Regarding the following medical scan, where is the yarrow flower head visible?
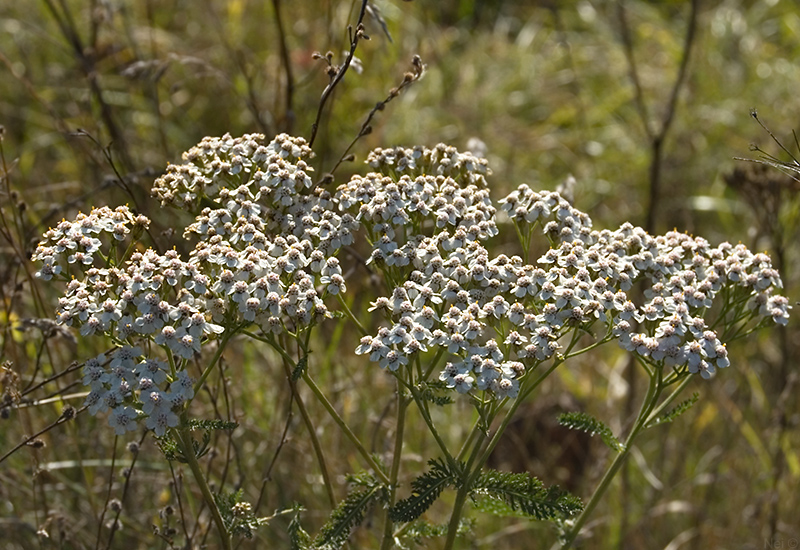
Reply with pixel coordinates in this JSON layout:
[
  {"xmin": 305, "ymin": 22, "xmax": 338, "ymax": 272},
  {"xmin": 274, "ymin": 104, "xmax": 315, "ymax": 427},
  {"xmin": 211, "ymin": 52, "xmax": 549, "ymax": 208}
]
[
  {"xmin": 34, "ymin": 133, "xmax": 789, "ymax": 436},
  {"xmin": 33, "ymin": 133, "xmax": 363, "ymax": 436},
  {"xmin": 341, "ymin": 156, "xmax": 789, "ymax": 399}
]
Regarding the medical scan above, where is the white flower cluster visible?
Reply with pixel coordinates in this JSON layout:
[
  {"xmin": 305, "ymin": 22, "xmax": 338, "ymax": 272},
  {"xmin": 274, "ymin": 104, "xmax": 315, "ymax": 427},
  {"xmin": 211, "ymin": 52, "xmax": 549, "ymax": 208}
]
[
  {"xmin": 81, "ymin": 347, "xmax": 192, "ymax": 436},
  {"xmin": 366, "ymin": 143, "xmax": 491, "ymax": 188},
  {"xmin": 500, "ymin": 184, "xmax": 593, "ymax": 243},
  {"xmin": 344, "ymin": 166, "xmax": 789, "ymax": 400},
  {"xmin": 152, "ymin": 132, "xmax": 313, "ymax": 211},
  {"xmin": 33, "ymin": 134, "xmax": 352, "ymax": 435},
  {"xmin": 502, "ymin": 184, "xmax": 788, "ymax": 377},
  {"xmin": 32, "ymin": 206, "xmax": 150, "ymax": 282},
  {"xmin": 33, "ymin": 133, "xmax": 790, "ymax": 434}
]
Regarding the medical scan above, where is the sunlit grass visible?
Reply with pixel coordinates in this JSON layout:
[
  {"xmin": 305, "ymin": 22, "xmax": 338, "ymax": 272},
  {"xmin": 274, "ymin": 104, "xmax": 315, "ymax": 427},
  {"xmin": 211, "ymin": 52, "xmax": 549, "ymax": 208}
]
[{"xmin": 1, "ymin": 1, "xmax": 798, "ymax": 548}]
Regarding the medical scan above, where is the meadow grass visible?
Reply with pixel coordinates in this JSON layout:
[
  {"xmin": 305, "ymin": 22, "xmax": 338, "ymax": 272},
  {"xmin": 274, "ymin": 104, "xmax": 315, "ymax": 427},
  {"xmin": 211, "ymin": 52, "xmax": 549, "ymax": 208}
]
[{"xmin": 1, "ymin": 1, "xmax": 798, "ymax": 548}]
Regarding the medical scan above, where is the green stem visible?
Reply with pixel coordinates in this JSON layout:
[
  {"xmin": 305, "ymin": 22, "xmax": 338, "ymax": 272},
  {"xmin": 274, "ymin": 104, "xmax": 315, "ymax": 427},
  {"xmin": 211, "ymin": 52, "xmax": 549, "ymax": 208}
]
[
  {"xmin": 444, "ymin": 359, "xmax": 563, "ymax": 550},
  {"xmin": 175, "ymin": 425, "xmax": 231, "ymax": 550},
  {"xmin": 302, "ymin": 372, "xmax": 390, "ymax": 485},
  {"xmin": 192, "ymin": 330, "xmax": 236, "ymax": 398},
  {"xmin": 380, "ymin": 390, "xmax": 411, "ymax": 550},
  {"xmin": 560, "ymin": 371, "xmax": 664, "ymax": 549},
  {"xmin": 421, "ymin": 346, "xmax": 446, "ymax": 381},
  {"xmin": 407, "ymin": 384, "xmax": 454, "ymax": 462},
  {"xmin": 443, "ymin": 417, "xmax": 492, "ymax": 550},
  {"xmin": 442, "ymin": 477, "xmax": 471, "ymax": 550},
  {"xmin": 455, "ymin": 418, "xmax": 483, "ymax": 463},
  {"xmin": 336, "ymin": 292, "xmax": 368, "ymax": 337},
  {"xmin": 250, "ymin": 331, "xmax": 388, "ymax": 483},
  {"xmin": 283, "ymin": 363, "xmax": 337, "ymax": 510},
  {"xmin": 644, "ymin": 373, "xmax": 694, "ymax": 428}
]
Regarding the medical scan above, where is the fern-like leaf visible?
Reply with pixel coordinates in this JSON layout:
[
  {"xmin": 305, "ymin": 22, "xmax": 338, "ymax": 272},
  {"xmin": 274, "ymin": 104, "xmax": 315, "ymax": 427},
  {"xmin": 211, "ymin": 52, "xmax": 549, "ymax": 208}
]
[
  {"xmin": 292, "ymin": 353, "xmax": 309, "ymax": 381},
  {"xmin": 389, "ymin": 458, "xmax": 461, "ymax": 523},
  {"xmin": 647, "ymin": 392, "xmax": 699, "ymax": 428},
  {"xmin": 400, "ymin": 518, "xmax": 475, "ymax": 547},
  {"xmin": 212, "ymin": 489, "xmax": 267, "ymax": 539},
  {"xmin": 313, "ymin": 481, "xmax": 384, "ymax": 549},
  {"xmin": 156, "ymin": 435, "xmax": 184, "ymax": 462},
  {"xmin": 415, "ymin": 382, "xmax": 454, "ymax": 407},
  {"xmin": 185, "ymin": 418, "xmax": 238, "ymax": 431},
  {"xmin": 470, "ymin": 469, "xmax": 583, "ymax": 521},
  {"xmin": 288, "ymin": 506, "xmax": 311, "ymax": 550},
  {"xmin": 558, "ymin": 411, "xmax": 623, "ymax": 451}
]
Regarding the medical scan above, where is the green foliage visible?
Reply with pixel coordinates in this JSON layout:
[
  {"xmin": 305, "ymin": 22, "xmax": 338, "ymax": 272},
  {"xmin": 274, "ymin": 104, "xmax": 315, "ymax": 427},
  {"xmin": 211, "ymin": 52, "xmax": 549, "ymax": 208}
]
[
  {"xmin": 470, "ymin": 469, "xmax": 583, "ymax": 521},
  {"xmin": 185, "ymin": 418, "xmax": 239, "ymax": 431},
  {"xmin": 558, "ymin": 411, "xmax": 623, "ymax": 452},
  {"xmin": 291, "ymin": 353, "xmax": 310, "ymax": 381},
  {"xmin": 389, "ymin": 458, "xmax": 462, "ymax": 523},
  {"xmin": 313, "ymin": 474, "xmax": 386, "ymax": 549},
  {"xmin": 415, "ymin": 381, "xmax": 455, "ymax": 407},
  {"xmin": 214, "ymin": 489, "xmax": 266, "ymax": 539},
  {"xmin": 399, "ymin": 518, "xmax": 475, "ymax": 547},
  {"xmin": 191, "ymin": 431, "xmax": 213, "ymax": 460},
  {"xmin": 647, "ymin": 392, "xmax": 700, "ymax": 428},
  {"xmin": 155, "ymin": 433, "xmax": 181, "ymax": 462},
  {"xmin": 156, "ymin": 430, "xmax": 212, "ymax": 462},
  {"xmin": 288, "ymin": 506, "xmax": 312, "ymax": 550},
  {"xmin": 1, "ymin": 1, "xmax": 796, "ymax": 548}
]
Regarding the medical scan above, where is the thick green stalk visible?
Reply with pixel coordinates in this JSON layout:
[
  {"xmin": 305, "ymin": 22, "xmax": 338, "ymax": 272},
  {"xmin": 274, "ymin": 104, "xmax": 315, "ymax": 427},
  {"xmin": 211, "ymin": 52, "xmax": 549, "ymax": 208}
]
[
  {"xmin": 442, "ymin": 477, "xmax": 472, "ymax": 550},
  {"xmin": 175, "ymin": 425, "xmax": 231, "ymax": 550},
  {"xmin": 380, "ymin": 391, "xmax": 411, "ymax": 550},
  {"xmin": 560, "ymin": 372, "xmax": 663, "ymax": 549},
  {"xmin": 443, "ymin": 359, "xmax": 563, "ymax": 550},
  {"xmin": 302, "ymin": 372, "xmax": 390, "ymax": 485},
  {"xmin": 284, "ymin": 363, "xmax": 337, "ymax": 509}
]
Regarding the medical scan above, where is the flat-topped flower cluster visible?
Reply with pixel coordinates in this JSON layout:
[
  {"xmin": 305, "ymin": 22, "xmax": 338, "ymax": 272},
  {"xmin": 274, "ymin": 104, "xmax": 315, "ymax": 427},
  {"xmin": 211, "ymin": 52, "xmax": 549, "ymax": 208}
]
[
  {"xmin": 32, "ymin": 134, "xmax": 350, "ymax": 434},
  {"xmin": 32, "ymin": 133, "xmax": 789, "ymax": 435}
]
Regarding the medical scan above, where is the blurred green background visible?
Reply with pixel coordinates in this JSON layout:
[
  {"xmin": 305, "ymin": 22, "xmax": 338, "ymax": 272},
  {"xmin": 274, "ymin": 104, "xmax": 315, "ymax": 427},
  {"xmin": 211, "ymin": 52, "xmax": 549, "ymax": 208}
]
[{"xmin": 1, "ymin": 0, "xmax": 798, "ymax": 548}]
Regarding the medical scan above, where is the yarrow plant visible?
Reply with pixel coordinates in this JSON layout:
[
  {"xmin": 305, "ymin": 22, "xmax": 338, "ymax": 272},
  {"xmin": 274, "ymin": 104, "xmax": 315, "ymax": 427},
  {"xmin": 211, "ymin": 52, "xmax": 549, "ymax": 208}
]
[{"xmin": 32, "ymin": 132, "xmax": 789, "ymax": 549}]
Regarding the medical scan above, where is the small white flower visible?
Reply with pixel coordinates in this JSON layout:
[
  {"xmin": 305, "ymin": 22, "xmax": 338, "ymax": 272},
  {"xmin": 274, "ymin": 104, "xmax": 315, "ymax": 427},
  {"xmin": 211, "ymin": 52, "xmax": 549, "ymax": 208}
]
[{"xmin": 108, "ymin": 406, "xmax": 139, "ymax": 435}]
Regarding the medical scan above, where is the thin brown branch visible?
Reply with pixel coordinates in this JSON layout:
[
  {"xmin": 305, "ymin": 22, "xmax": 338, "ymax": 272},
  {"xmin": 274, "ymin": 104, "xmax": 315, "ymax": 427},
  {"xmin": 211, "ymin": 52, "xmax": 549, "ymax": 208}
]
[
  {"xmin": 328, "ymin": 55, "xmax": 425, "ymax": 177},
  {"xmin": 660, "ymin": 0, "xmax": 699, "ymax": 140},
  {"xmin": 21, "ymin": 360, "xmax": 83, "ymax": 398},
  {"xmin": 644, "ymin": 0, "xmax": 699, "ymax": 234},
  {"xmin": 40, "ymin": 0, "xmax": 134, "ymax": 171},
  {"xmin": 617, "ymin": 0, "xmax": 653, "ymax": 141},
  {"xmin": 0, "ymin": 405, "xmax": 81, "ymax": 465},
  {"xmin": 616, "ymin": 0, "xmax": 700, "ymax": 233},
  {"xmin": 252, "ymin": 390, "xmax": 294, "ymax": 515},
  {"xmin": 104, "ymin": 432, "xmax": 149, "ymax": 550},
  {"xmin": 271, "ymin": 0, "xmax": 296, "ymax": 133},
  {"xmin": 308, "ymin": 0, "xmax": 370, "ymax": 147},
  {"xmin": 95, "ymin": 435, "xmax": 118, "ymax": 550}
]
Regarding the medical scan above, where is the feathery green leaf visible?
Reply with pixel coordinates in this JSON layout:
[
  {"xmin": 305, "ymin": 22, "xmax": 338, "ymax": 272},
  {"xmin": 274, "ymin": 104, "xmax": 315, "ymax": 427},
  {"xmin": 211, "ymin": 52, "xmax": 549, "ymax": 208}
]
[
  {"xmin": 185, "ymin": 418, "xmax": 239, "ymax": 431},
  {"xmin": 292, "ymin": 353, "xmax": 309, "ymax": 381},
  {"xmin": 648, "ymin": 392, "xmax": 700, "ymax": 428},
  {"xmin": 400, "ymin": 518, "xmax": 475, "ymax": 547},
  {"xmin": 558, "ymin": 411, "xmax": 623, "ymax": 451},
  {"xmin": 389, "ymin": 458, "xmax": 461, "ymax": 523},
  {"xmin": 415, "ymin": 381, "xmax": 454, "ymax": 406},
  {"xmin": 288, "ymin": 506, "xmax": 311, "ymax": 550},
  {"xmin": 470, "ymin": 469, "xmax": 583, "ymax": 520},
  {"xmin": 313, "ymin": 479, "xmax": 385, "ymax": 549}
]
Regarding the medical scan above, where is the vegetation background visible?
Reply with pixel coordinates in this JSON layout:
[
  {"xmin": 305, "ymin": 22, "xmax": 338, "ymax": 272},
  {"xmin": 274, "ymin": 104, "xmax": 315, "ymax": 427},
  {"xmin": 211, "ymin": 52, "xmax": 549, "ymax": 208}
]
[{"xmin": 1, "ymin": 0, "xmax": 798, "ymax": 548}]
